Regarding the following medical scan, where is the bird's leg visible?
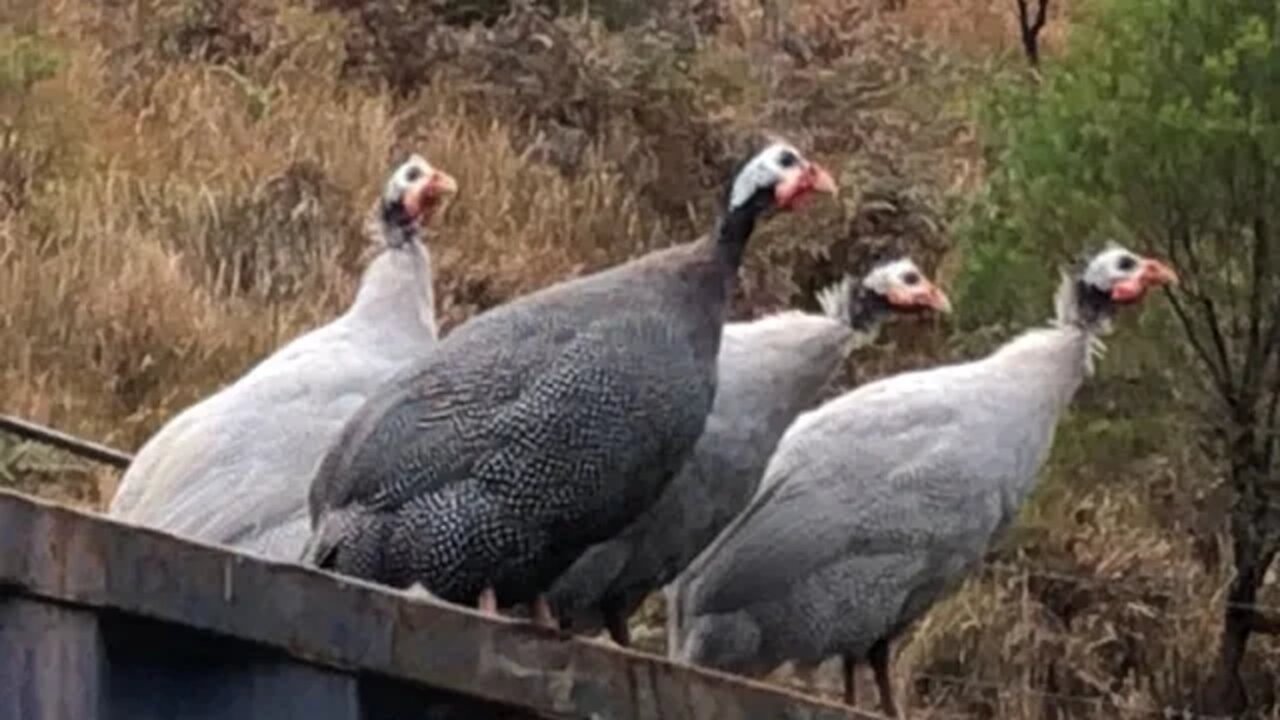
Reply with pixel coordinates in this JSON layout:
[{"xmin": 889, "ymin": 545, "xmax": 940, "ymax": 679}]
[
  {"xmin": 868, "ymin": 639, "xmax": 900, "ymax": 719},
  {"xmin": 663, "ymin": 584, "xmax": 682, "ymax": 658},
  {"xmin": 477, "ymin": 586, "xmax": 499, "ymax": 617},
  {"xmin": 842, "ymin": 653, "xmax": 858, "ymax": 708},
  {"xmin": 604, "ymin": 602, "xmax": 632, "ymax": 647},
  {"xmin": 532, "ymin": 594, "xmax": 560, "ymax": 630},
  {"xmin": 606, "ymin": 613, "xmax": 632, "ymax": 647}
]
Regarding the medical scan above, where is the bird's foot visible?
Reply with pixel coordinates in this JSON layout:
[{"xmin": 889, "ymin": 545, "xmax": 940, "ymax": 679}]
[
  {"xmin": 477, "ymin": 586, "xmax": 499, "ymax": 617},
  {"xmin": 526, "ymin": 595, "xmax": 572, "ymax": 639},
  {"xmin": 405, "ymin": 582, "xmax": 435, "ymax": 600},
  {"xmin": 532, "ymin": 595, "xmax": 560, "ymax": 630},
  {"xmin": 604, "ymin": 607, "xmax": 632, "ymax": 647},
  {"xmin": 869, "ymin": 639, "xmax": 901, "ymax": 719}
]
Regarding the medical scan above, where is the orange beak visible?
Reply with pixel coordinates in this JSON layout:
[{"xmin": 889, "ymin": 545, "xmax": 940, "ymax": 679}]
[
  {"xmin": 775, "ymin": 162, "xmax": 838, "ymax": 210},
  {"xmin": 889, "ymin": 281, "xmax": 952, "ymax": 314},
  {"xmin": 405, "ymin": 169, "xmax": 458, "ymax": 220},
  {"xmin": 1111, "ymin": 257, "xmax": 1179, "ymax": 303},
  {"xmin": 1139, "ymin": 258, "xmax": 1179, "ymax": 287},
  {"xmin": 427, "ymin": 169, "xmax": 459, "ymax": 198}
]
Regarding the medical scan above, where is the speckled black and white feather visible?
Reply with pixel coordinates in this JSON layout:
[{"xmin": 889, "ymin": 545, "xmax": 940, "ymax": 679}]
[
  {"xmin": 675, "ymin": 244, "xmax": 1163, "ymax": 678},
  {"xmin": 304, "ymin": 141, "xmax": 826, "ymax": 607},
  {"xmin": 543, "ymin": 260, "xmax": 930, "ymax": 642}
]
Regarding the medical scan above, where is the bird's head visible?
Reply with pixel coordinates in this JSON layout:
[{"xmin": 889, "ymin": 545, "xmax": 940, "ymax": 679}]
[
  {"xmin": 861, "ymin": 257, "xmax": 952, "ymax": 316},
  {"xmin": 816, "ymin": 255, "xmax": 950, "ymax": 337},
  {"xmin": 1081, "ymin": 244, "xmax": 1179, "ymax": 304},
  {"xmin": 726, "ymin": 139, "xmax": 838, "ymax": 217},
  {"xmin": 1062, "ymin": 242, "xmax": 1179, "ymax": 329},
  {"xmin": 379, "ymin": 154, "xmax": 458, "ymax": 242}
]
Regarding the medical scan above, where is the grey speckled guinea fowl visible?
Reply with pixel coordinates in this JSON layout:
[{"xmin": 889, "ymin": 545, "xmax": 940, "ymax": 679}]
[
  {"xmin": 677, "ymin": 243, "xmax": 1177, "ymax": 718},
  {"xmin": 107, "ymin": 155, "xmax": 455, "ymax": 560},
  {"xmin": 545, "ymin": 257, "xmax": 951, "ymax": 647},
  {"xmin": 303, "ymin": 140, "xmax": 838, "ymax": 626}
]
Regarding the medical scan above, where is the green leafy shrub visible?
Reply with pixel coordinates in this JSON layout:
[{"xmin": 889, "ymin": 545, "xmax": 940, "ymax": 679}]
[{"xmin": 955, "ymin": 0, "xmax": 1280, "ymax": 713}]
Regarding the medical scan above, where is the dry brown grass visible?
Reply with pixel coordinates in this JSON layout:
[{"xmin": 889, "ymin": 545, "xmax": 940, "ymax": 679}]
[
  {"xmin": 893, "ymin": 0, "xmax": 1075, "ymax": 60},
  {"xmin": 2, "ymin": 0, "xmax": 1277, "ymax": 717},
  {"xmin": 0, "ymin": 0, "xmax": 675, "ymax": 458}
]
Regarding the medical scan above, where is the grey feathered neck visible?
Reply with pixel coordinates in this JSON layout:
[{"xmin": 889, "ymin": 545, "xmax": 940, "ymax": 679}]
[
  {"xmin": 1053, "ymin": 271, "xmax": 1115, "ymax": 329},
  {"xmin": 373, "ymin": 195, "xmax": 423, "ymax": 250},
  {"xmin": 349, "ymin": 200, "xmax": 437, "ymax": 337},
  {"xmin": 711, "ymin": 189, "xmax": 773, "ymax": 271},
  {"xmin": 816, "ymin": 274, "xmax": 891, "ymax": 340},
  {"xmin": 1049, "ymin": 272, "xmax": 1110, "ymax": 375}
]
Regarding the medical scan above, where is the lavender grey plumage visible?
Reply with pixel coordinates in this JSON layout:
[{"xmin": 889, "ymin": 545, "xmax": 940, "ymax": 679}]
[
  {"xmin": 677, "ymin": 244, "xmax": 1176, "ymax": 717},
  {"xmin": 108, "ymin": 156, "xmax": 449, "ymax": 560},
  {"xmin": 303, "ymin": 142, "xmax": 836, "ymax": 609},
  {"xmin": 545, "ymin": 263, "xmax": 933, "ymax": 645}
]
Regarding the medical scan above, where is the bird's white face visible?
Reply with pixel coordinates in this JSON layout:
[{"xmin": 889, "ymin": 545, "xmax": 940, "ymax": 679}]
[
  {"xmin": 728, "ymin": 141, "xmax": 837, "ymax": 212},
  {"xmin": 384, "ymin": 154, "xmax": 458, "ymax": 223},
  {"xmin": 862, "ymin": 258, "xmax": 952, "ymax": 314},
  {"xmin": 1082, "ymin": 244, "xmax": 1179, "ymax": 304}
]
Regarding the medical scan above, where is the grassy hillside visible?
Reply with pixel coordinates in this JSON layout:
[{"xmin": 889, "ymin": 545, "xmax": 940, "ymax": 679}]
[{"xmin": 2, "ymin": 0, "xmax": 1276, "ymax": 717}]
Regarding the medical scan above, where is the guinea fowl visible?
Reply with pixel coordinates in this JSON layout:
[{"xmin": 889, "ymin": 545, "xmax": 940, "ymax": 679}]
[
  {"xmin": 545, "ymin": 257, "xmax": 951, "ymax": 647},
  {"xmin": 304, "ymin": 140, "xmax": 837, "ymax": 628},
  {"xmin": 677, "ymin": 244, "xmax": 1177, "ymax": 717},
  {"xmin": 108, "ymin": 155, "xmax": 456, "ymax": 559}
]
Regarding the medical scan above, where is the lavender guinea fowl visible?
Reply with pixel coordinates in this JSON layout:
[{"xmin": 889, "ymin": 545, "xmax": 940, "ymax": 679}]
[
  {"xmin": 304, "ymin": 139, "xmax": 837, "ymax": 627},
  {"xmin": 678, "ymin": 243, "xmax": 1177, "ymax": 717},
  {"xmin": 108, "ymin": 155, "xmax": 455, "ymax": 559},
  {"xmin": 546, "ymin": 256, "xmax": 951, "ymax": 647}
]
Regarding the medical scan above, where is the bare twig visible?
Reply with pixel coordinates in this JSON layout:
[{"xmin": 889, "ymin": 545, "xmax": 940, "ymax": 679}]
[
  {"xmin": 1160, "ymin": 209, "xmax": 1236, "ymax": 402},
  {"xmin": 1240, "ymin": 212, "xmax": 1270, "ymax": 400},
  {"xmin": 1176, "ymin": 222, "xmax": 1237, "ymax": 398},
  {"xmin": 1164, "ymin": 276, "xmax": 1234, "ymax": 402},
  {"xmin": 1014, "ymin": 0, "xmax": 1050, "ymax": 67},
  {"xmin": 1265, "ymin": 355, "xmax": 1280, "ymax": 470}
]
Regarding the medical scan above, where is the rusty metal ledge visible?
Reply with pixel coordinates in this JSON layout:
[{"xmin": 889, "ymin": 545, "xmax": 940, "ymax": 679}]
[{"xmin": 0, "ymin": 489, "xmax": 876, "ymax": 720}]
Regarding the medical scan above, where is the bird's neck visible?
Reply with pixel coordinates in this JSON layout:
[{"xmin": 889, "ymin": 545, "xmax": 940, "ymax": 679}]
[
  {"xmin": 348, "ymin": 230, "xmax": 438, "ymax": 341},
  {"xmin": 844, "ymin": 285, "xmax": 891, "ymax": 347},
  {"xmin": 710, "ymin": 195, "xmax": 769, "ymax": 272},
  {"xmin": 1072, "ymin": 280, "xmax": 1117, "ymax": 331},
  {"xmin": 815, "ymin": 276, "xmax": 890, "ymax": 351},
  {"xmin": 1053, "ymin": 274, "xmax": 1117, "ymax": 335},
  {"xmin": 987, "ymin": 325, "xmax": 1093, "ymax": 412}
]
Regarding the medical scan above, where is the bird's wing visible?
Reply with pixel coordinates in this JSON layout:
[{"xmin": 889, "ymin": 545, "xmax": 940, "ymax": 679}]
[
  {"xmin": 234, "ymin": 512, "xmax": 314, "ymax": 559},
  {"xmin": 305, "ymin": 316, "xmax": 545, "ymax": 518},
  {"xmin": 110, "ymin": 320, "xmax": 411, "ymax": 551},
  {"xmin": 313, "ymin": 303, "xmax": 713, "ymax": 542},
  {"xmin": 548, "ymin": 539, "xmax": 635, "ymax": 621},
  {"xmin": 563, "ymin": 315, "xmax": 852, "ymax": 617},
  {"xmin": 687, "ymin": 379, "xmax": 1003, "ymax": 615},
  {"xmin": 108, "ymin": 396, "xmax": 212, "ymax": 518}
]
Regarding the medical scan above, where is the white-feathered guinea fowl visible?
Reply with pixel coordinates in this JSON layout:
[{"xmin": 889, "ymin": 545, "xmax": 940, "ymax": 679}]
[
  {"xmin": 108, "ymin": 155, "xmax": 456, "ymax": 559},
  {"xmin": 545, "ymin": 257, "xmax": 951, "ymax": 647},
  {"xmin": 677, "ymin": 243, "xmax": 1177, "ymax": 717},
  {"xmin": 304, "ymin": 140, "xmax": 837, "ymax": 628}
]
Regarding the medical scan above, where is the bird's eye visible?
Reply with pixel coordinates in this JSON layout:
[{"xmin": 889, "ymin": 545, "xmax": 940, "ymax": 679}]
[
  {"xmin": 405, "ymin": 166, "xmax": 425, "ymax": 183},
  {"xmin": 777, "ymin": 150, "xmax": 799, "ymax": 169},
  {"xmin": 1117, "ymin": 255, "xmax": 1137, "ymax": 272},
  {"xmin": 902, "ymin": 271, "xmax": 921, "ymax": 286}
]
